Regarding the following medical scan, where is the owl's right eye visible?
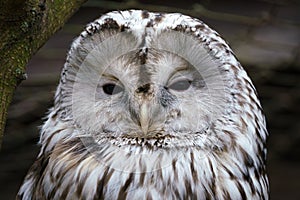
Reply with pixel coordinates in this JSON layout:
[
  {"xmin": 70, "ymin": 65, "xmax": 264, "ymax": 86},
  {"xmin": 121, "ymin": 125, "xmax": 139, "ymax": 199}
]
[{"xmin": 102, "ymin": 83, "xmax": 124, "ymax": 95}]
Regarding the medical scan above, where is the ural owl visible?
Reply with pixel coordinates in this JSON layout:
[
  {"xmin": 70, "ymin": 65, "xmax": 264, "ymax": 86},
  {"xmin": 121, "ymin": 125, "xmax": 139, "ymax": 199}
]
[{"xmin": 17, "ymin": 10, "xmax": 269, "ymax": 199}]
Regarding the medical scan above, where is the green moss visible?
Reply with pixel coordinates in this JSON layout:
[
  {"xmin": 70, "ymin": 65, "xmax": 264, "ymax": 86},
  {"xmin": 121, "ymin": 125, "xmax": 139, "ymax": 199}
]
[
  {"xmin": 20, "ymin": 21, "xmax": 29, "ymax": 33},
  {"xmin": 0, "ymin": 0, "xmax": 88, "ymax": 149}
]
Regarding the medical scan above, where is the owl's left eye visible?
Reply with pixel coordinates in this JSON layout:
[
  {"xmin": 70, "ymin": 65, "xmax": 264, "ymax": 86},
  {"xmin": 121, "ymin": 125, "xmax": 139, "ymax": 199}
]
[
  {"xmin": 168, "ymin": 79, "xmax": 192, "ymax": 91},
  {"xmin": 102, "ymin": 83, "xmax": 124, "ymax": 95}
]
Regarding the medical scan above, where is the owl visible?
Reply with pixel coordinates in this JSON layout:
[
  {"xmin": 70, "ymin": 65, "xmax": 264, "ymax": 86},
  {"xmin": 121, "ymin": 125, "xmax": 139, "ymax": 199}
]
[{"xmin": 17, "ymin": 10, "xmax": 269, "ymax": 199}]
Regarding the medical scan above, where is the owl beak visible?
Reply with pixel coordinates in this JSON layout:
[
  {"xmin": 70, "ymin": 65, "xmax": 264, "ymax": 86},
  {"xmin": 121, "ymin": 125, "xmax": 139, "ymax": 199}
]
[{"xmin": 140, "ymin": 102, "xmax": 149, "ymax": 135}]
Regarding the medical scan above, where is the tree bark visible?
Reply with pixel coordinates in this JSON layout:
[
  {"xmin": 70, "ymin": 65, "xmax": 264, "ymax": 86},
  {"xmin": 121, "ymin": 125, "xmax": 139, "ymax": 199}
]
[{"xmin": 0, "ymin": 0, "xmax": 87, "ymax": 149}]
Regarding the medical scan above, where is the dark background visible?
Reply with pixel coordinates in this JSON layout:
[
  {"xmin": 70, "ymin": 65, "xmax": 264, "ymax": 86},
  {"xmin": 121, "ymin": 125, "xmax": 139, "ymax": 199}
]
[{"xmin": 1, "ymin": 0, "xmax": 300, "ymax": 199}]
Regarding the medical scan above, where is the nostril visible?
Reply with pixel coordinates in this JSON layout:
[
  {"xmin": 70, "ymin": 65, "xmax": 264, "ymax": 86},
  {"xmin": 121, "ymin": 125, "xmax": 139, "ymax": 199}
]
[{"xmin": 136, "ymin": 83, "xmax": 151, "ymax": 94}]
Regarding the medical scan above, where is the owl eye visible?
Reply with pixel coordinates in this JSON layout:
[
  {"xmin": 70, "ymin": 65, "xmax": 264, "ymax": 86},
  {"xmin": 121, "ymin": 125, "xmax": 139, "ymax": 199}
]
[
  {"xmin": 102, "ymin": 83, "xmax": 124, "ymax": 95},
  {"xmin": 168, "ymin": 79, "xmax": 192, "ymax": 91}
]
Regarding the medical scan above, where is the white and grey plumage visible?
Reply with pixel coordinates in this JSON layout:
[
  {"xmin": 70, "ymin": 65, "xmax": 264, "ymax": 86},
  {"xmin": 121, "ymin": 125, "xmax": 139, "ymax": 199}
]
[{"xmin": 17, "ymin": 10, "xmax": 269, "ymax": 200}]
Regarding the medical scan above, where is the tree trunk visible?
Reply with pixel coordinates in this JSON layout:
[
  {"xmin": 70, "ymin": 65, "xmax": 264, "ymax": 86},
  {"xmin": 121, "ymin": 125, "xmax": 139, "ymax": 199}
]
[{"xmin": 0, "ymin": 0, "xmax": 87, "ymax": 149}]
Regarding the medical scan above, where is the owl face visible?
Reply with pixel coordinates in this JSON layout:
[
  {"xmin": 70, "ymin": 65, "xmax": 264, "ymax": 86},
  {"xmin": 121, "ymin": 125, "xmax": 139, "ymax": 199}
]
[
  {"xmin": 91, "ymin": 50, "xmax": 208, "ymax": 135},
  {"xmin": 67, "ymin": 35, "xmax": 227, "ymax": 152},
  {"xmin": 55, "ymin": 10, "xmax": 251, "ymax": 153}
]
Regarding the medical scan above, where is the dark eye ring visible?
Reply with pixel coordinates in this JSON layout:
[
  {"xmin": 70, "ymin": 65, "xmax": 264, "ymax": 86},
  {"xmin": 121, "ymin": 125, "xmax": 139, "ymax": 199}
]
[
  {"xmin": 102, "ymin": 83, "xmax": 124, "ymax": 95},
  {"xmin": 168, "ymin": 79, "xmax": 192, "ymax": 91}
]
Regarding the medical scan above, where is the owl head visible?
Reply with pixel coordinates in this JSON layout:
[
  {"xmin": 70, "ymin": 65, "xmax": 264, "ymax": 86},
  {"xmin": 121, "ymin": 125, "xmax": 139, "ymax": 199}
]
[{"xmin": 53, "ymin": 10, "xmax": 267, "ymax": 170}]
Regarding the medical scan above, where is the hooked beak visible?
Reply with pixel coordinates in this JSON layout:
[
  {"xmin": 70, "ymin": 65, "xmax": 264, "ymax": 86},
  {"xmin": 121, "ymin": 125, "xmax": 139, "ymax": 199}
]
[{"xmin": 140, "ymin": 102, "xmax": 150, "ymax": 135}]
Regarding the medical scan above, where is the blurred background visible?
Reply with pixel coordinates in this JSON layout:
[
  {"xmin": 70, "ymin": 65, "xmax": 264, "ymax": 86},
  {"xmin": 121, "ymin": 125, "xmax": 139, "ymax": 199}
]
[{"xmin": 1, "ymin": 0, "xmax": 299, "ymax": 199}]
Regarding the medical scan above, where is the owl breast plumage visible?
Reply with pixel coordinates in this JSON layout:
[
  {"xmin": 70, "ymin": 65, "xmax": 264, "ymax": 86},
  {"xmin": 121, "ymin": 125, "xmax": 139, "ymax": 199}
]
[{"xmin": 17, "ymin": 10, "xmax": 269, "ymax": 200}]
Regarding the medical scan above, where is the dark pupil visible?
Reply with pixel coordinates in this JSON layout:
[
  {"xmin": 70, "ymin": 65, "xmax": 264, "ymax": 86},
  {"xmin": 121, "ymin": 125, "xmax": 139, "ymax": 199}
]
[
  {"xmin": 169, "ymin": 80, "xmax": 191, "ymax": 91},
  {"xmin": 103, "ymin": 83, "xmax": 123, "ymax": 95}
]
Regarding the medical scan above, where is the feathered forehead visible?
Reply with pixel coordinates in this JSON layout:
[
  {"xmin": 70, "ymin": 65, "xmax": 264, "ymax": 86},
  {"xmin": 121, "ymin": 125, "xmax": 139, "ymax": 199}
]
[
  {"xmin": 67, "ymin": 10, "xmax": 239, "ymax": 67},
  {"xmin": 80, "ymin": 10, "xmax": 204, "ymax": 38}
]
